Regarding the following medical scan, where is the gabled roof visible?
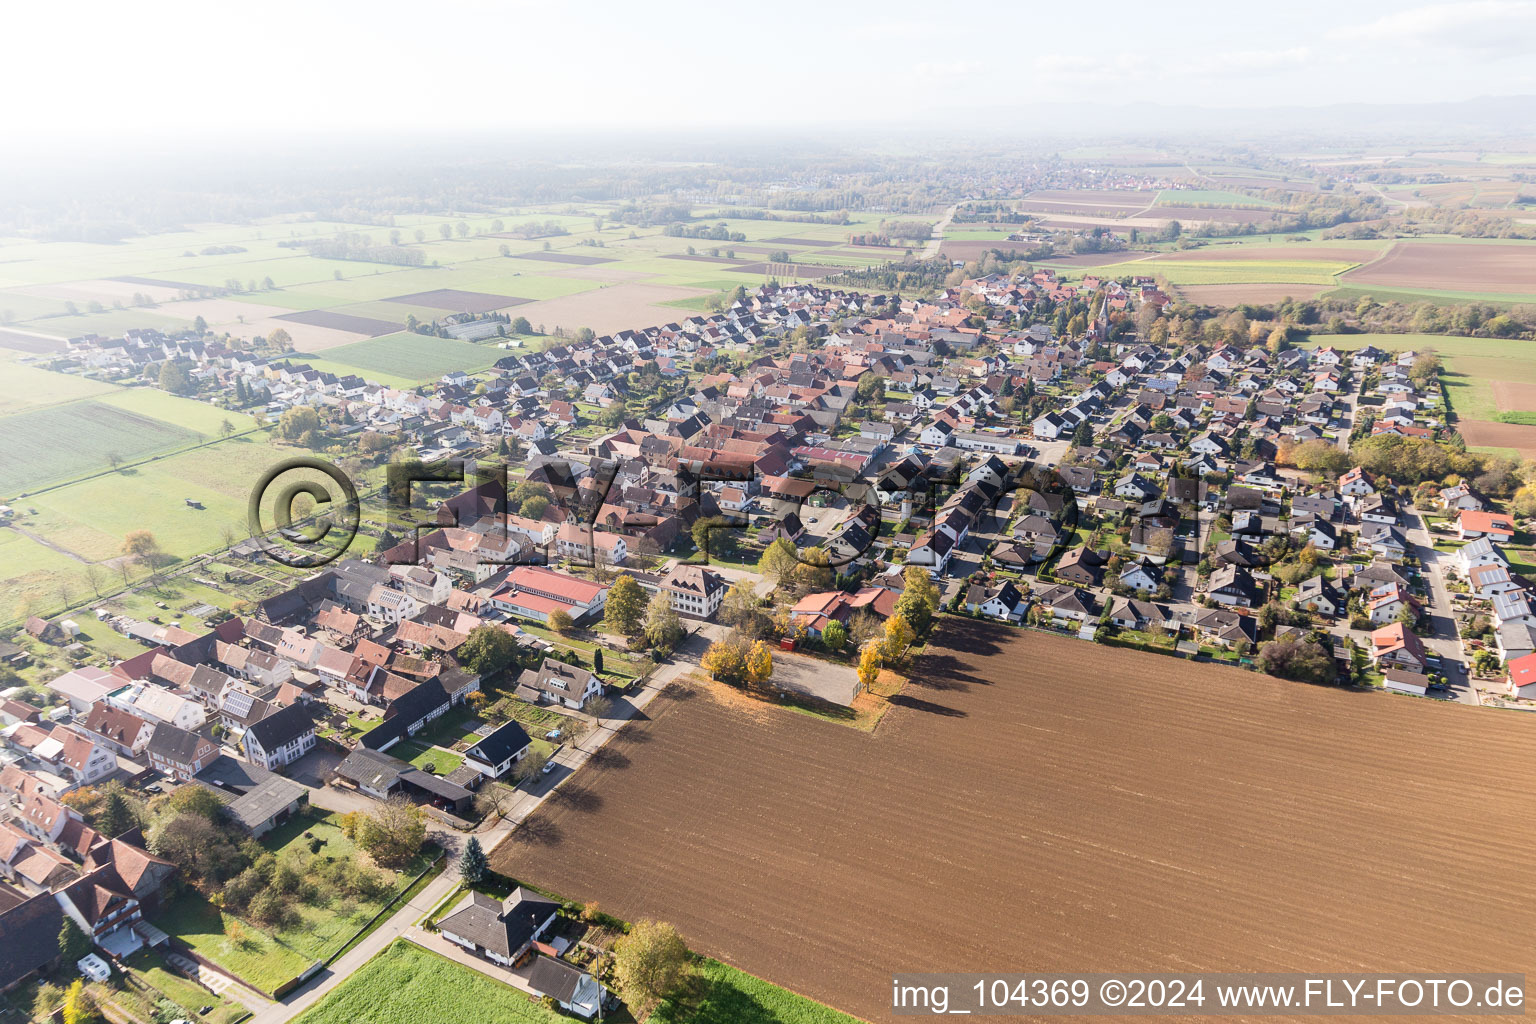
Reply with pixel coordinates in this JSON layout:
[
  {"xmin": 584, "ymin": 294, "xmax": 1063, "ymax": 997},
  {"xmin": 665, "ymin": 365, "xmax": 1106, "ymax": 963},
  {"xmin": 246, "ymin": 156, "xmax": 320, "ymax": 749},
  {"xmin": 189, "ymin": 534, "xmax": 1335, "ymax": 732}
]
[
  {"xmin": 244, "ymin": 702, "xmax": 314, "ymax": 750},
  {"xmin": 0, "ymin": 893, "xmax": 65, "ymax": 990},
  {"xmin": 465, "ymin": 720, "xmax": 532, "ymax": 767}
]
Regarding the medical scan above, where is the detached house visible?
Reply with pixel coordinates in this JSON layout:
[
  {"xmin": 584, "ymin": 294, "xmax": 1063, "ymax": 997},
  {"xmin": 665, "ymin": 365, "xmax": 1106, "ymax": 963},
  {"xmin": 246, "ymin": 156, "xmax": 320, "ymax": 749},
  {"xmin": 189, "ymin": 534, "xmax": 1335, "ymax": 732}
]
[
  {"xmin": 240, "ymin": 703, "xmax": 316, "ymax": 770},
  {"xmin": 963, "ymin": 579, "xmax": 1027, "ymax": 622},
  {"xmin": 514, "ymin": 661, "xmax": 603, "ymax": 710},
  {"xmin": 78, "ymin": 703, "xmax": 155, "ymax": 758},
  {"xmin": 146, "ymin": 725, "xmax": 219, "ymax": 781},
  {"xmin": 439, "ymin": 887, "xmax": 561, "ymax": 968},
  {"xmin": 463, "ymin": 721, "xmax": 533, "ymax": 780},
  {"xmin": 1370, "ymin": 622, "xmax": 1428, "ymax": 672}
]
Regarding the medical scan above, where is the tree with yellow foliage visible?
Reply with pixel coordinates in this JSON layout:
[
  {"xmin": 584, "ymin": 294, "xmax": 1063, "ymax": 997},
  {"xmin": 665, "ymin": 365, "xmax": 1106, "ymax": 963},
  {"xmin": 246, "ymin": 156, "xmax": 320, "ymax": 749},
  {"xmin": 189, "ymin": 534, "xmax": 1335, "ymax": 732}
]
[
  {"xmin": 62, "ymin": 981, "xmax": 98, "ymax": 1024},
  {"xmin": 881, "ymin": 613, "xmax": 915, "ymax": 666},
  {"xmin": 701, "ymin": 635, "xmax": 748, "ymax": 683},
  {"xmin": 857, "ymin": 642, "xmax": 882, "ymax": 694},
  {"xmin": 745, "ymin": 640, "xmax": 773, "ymax": 685}
]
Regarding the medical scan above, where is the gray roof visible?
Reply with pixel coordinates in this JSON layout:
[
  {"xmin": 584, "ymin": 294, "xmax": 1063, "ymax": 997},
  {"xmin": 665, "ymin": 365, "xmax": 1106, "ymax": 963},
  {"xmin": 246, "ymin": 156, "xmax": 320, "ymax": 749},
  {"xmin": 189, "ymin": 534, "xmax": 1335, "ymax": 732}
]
[
  {"xmin": 439, "ymin": 886, "xmax": 560, "ymax": 959},
  {"xmin": 526, "ymin": 955, "xmax": 590, "ymax": 1004},
  {"xmin": 192, "ymin": 755, "xmax": 307, "ymax": 830},
  {"xmin": 465, "ymin": 721, "xmax": 532, "ymax": 767},
  {"xmin": 0, "ymin": 893, "xmax": 65, "ymax": 989},
  {"xmin": 337, "ymin": 747, "xmax": 410, "ymax": 791},
  {"xmin": 244, "ymin": 701, "xmax": 314, "ymax": 749}
]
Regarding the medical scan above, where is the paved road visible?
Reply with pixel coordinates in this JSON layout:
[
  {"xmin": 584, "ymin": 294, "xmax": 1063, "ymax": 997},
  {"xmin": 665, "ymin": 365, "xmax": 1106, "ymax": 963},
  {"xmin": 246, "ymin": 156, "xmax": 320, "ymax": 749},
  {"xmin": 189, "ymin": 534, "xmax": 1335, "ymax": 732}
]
[
  {"xmin": 246, "ymin": 636, "xmax": 705, "ymax": 1024},
  {"xmin": 1402, "ymin": 506, "xmax": 1476, "ymax": 704}
]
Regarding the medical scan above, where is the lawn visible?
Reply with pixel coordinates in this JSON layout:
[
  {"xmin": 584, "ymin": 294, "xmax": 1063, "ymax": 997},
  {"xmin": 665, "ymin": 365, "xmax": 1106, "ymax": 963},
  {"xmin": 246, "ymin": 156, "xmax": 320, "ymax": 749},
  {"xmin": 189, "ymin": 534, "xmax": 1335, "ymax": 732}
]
[
  {"xmin": 0, "ymin": 398, "xmax": 200, "ymax": 494},
  {"xmin": 392, "ymin": 740, "xmax": 465, "ymax": 774},
  {"xmin": 122, "ymin": 949, "xmax": 245, "ymax": 1024},
  {"xmin": 0, "ymin": 362, "xmax": 120, "ymax": 416},
  {"xmin": 153, "ymin": 813, "xmax": 443, "ymax": 989},
  {"xmin": 313, "ymin": 331, "xmax": 503, "ymax": 382},
  {"xmin": 412, "ymin": 708, "xmax": 488, "ymax": 749},
  {"xmin": 152, "ymin": 894, "xmax": 315, "ymax": 996},
  {"xmin": 651, "ymin": 958, "xmax": 862, "ymax": 1024},
  {"xmin": 291, "ymin": 941, "xmax": 564, "ymax": 1024}
]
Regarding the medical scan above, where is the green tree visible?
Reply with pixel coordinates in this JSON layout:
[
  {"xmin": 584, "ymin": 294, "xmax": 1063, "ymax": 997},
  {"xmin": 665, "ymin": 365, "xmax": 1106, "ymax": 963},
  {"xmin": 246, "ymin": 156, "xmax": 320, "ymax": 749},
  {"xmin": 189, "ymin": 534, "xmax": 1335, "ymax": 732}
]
[
  {"xmin": 159, "ymin": 360, "xmax": 194, "ymax": 395},
  {"xmin": 758, "ymin": 537, "xmax": 799, "ymax": 580},
  {"xmin": 357, "ymin": 797, "xmax": 426, "ymax": 868},
  {"xmin": 58, "ymin": 917, "xmax": 92, "ymax": 965},
  {"xmin": 593, "ymin": 648, "xmax": 605, "ymax": 674},
  {"xmin": 690, "ymin": 515, "xmax": 734, "ymax": 559},
  {"xmin": 460, "ymin": 836, "xmax": 487, "ymax": 885},
  {"xmin": 458, "ymin": 624, "xmax": 519, "ymax": 676},
  {"xmin": 277, "ymin": 405, "xmax": 321, "ymax": 442},
  {"xmin": 613, "ymin": 920, "xmax": 691, "ymax": 1015},
  {"xmin": 643, "ymin": 591, "xmax": 684, "ymax": 649},
  {"xmin": 604, "ymin": 574, "xmax": 647, "ymax": 636},
  {"xmin": 98, "ymin": 787, "xmax": 136, "ymax": 837},
  {"xmin": 821, "ymin": 620, "xmax": 848, "ymax": 650}
]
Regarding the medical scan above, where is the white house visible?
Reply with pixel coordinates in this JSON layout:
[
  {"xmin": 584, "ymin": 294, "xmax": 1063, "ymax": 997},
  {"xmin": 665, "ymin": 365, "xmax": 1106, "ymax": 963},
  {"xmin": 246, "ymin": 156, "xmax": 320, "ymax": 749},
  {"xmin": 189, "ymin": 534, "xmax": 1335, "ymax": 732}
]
[{"xmin": 240, "ymin": 704, "xmax": 317, "ymax": 770}]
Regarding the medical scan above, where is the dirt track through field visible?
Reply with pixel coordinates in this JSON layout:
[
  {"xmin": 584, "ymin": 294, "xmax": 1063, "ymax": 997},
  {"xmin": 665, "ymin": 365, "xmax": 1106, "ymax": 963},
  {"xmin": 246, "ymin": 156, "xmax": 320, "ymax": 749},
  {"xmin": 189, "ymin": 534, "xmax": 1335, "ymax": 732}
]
[{"xmin": 492, "ymin": 621, "xmax": 1536, "ymax": 1024}]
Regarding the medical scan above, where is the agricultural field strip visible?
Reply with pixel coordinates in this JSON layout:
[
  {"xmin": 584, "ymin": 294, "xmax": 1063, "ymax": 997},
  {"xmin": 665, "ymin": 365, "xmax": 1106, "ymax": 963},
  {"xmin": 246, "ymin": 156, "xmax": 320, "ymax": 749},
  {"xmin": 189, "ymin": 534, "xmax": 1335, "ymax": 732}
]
[{"xmin": 492, "ymin": 621, "xmax": 1536, "ymax": 1024}]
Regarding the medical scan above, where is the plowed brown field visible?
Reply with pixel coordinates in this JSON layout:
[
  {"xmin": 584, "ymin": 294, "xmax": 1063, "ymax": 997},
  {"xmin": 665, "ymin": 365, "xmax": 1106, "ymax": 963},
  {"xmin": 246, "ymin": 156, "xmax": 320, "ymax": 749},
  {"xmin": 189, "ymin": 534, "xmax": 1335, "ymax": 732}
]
[
  {"xmin": 1342, "ymin": 241, "xmax": 1536, "ymax": 295},
  {"xmin": 491, "ymin": 621, "xmax": 1536, "ymax": 1024},
  {"xmin": 1457, "ymin": 418, "xmax": 1536, "ymax": 457}
]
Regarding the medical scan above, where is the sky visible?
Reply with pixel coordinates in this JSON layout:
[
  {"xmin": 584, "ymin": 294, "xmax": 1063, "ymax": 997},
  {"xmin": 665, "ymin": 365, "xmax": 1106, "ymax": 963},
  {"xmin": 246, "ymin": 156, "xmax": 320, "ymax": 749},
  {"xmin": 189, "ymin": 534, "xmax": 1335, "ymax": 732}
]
[{"xmin": 7, "ymin": 0, "xmax": 1536, "ymax": 144}]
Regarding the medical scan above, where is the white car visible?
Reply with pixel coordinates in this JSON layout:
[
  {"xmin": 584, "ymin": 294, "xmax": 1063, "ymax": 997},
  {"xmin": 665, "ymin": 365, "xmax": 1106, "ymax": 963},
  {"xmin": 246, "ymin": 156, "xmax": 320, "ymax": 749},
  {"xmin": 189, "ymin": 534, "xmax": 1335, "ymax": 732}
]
[{"xmin": 541, "ymin": 760, "xmax": 558, "ymax": 775}]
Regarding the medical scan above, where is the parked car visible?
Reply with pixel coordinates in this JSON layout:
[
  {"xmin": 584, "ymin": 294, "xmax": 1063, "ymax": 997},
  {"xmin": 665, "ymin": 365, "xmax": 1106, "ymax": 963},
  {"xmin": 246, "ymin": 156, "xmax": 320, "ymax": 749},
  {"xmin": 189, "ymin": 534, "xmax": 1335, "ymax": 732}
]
[{"xmin": 541, "ymin": 760, "xmax": 558, "ymax": 775}]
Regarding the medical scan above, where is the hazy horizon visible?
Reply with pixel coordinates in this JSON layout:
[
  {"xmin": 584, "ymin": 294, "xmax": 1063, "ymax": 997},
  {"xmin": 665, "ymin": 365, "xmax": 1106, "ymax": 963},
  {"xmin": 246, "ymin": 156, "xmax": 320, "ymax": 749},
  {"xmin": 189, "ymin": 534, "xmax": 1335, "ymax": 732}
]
[{"xmin": 9, "ymin": 0, "xmax": 1536, "ymax": 147}]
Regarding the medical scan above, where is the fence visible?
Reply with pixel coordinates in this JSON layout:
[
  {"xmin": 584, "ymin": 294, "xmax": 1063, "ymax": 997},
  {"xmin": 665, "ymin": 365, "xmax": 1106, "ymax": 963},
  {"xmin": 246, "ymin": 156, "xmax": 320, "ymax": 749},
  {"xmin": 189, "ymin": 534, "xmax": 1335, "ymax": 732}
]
[{"xmin": 319, "ymin": 849, "xmax": 448, "ymax": 968}]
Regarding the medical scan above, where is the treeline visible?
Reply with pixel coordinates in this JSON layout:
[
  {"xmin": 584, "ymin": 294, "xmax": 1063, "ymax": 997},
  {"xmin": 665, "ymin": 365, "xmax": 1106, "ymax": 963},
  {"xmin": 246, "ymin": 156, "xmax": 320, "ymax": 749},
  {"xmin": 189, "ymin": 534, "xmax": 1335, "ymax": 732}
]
[
  {"xmin": 953, "ymin": 202, "xmax": 1034, "ymax": 224},
  {"xmin": 881, "ymin": 219, "xmax": 935, "ymax": 241},
  {"xmin": 500, "ymin": 219, "xmax": 568, "ymax": 239},
  {"xmin": 848, "ymin": 234, "xmax": 915, "ymax": 248},
  {"xmin": 1191, "ymin": 294, "xmax": 1536, "ymax": 340},
  {"xmin": 293, "ymin": 233, "xmax": 427, "ymax": 266},
  {"xmin": 662, "ymin": 222, "xmax": 748, "ymax": 241},
  {"xmin": 695, "ymin": 208, "xmax": 849, "ymax": 224},
  {"xmin": 828, "ymin": 256, "xmax": 955, "ymax": 294},
  {"xmin": 1394, "ymin": 207, "xmax": 1536, "ymax": 240}
]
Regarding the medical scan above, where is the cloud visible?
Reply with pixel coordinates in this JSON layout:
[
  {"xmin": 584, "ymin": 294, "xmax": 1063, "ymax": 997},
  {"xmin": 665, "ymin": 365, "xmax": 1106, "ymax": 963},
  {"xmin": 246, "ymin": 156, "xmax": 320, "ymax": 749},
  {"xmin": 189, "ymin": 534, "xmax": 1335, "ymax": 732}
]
[{"xmin": 1330, "ymin": 0, "xmax": 1536, "ymax": 54}]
